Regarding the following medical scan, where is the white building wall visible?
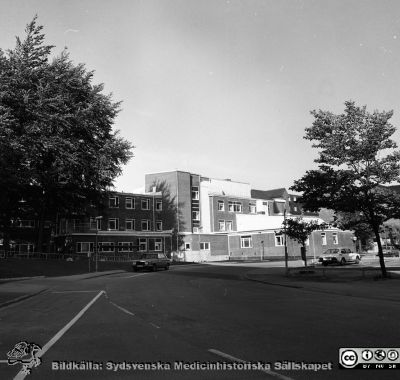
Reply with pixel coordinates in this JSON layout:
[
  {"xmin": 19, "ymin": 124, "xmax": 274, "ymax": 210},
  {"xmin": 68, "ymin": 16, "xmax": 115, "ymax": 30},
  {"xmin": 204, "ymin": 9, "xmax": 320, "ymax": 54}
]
[
  {"xmin": 199, "ymin": 180, "xmax": 211, "ymax": 233},
  {"xmin": 256, "ymin": 199, "xmax": 269, "ymax": 215},
  {"xmin": 236, "ymin": 214, "xmax": 326, "ymax": 232},
  {"xmin": 204, "ymin": 177, "xmax": 251, "ymax": 198}
]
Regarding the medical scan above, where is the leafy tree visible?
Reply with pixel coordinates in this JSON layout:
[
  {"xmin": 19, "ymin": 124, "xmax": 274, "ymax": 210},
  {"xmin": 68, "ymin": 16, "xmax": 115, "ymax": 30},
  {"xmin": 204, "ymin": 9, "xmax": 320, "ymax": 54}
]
[
  {"xmin": 292, "ymin": 101, "xmax": 400, "ymax": 277},
  {"xmin": 283, "ymin": 217, "xmax": 323, "ymax": 267},
  {"xmin": 0, "ymin": 17, "xmax": 133, "ymax": 252},
  {"xmin": 333, "ymin": 212, "xmax": 374, "ymax": 252}
]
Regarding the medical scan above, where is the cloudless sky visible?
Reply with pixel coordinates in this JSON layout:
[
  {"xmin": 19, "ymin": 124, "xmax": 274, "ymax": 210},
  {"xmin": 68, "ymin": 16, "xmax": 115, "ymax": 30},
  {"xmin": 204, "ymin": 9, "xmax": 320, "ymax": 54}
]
[{"xmin": 2, "ymin": 0, "xmax": 400, "ymax": 191}]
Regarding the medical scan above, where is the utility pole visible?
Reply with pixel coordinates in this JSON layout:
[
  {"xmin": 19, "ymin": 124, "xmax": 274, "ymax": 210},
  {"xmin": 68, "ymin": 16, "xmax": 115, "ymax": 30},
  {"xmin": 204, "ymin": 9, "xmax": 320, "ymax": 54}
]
[{"xmin": 284, "ymin": 208, "xmax": 289, "ymax": 276}]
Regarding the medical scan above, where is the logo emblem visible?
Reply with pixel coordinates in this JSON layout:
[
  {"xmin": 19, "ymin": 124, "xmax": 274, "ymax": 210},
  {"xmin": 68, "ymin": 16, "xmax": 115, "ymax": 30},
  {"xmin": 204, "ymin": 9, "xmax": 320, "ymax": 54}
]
[
  {"xmin": 7, "ymin": 341, "xmax": 42, "ymax": 374},
  {"xmin": 374, "ymin": 349, "xmax": 386, "ymax": 361},
  {"xmin": 340, "ymin": 349, "xmax": 358, "ymax": 368},
  {"xmin": 387, "ymin": 350, "xmax": 399, "ymax": 361},
  {"xmin": 362, "ymin": 349, "xmax": 373, "ymax": 361}
]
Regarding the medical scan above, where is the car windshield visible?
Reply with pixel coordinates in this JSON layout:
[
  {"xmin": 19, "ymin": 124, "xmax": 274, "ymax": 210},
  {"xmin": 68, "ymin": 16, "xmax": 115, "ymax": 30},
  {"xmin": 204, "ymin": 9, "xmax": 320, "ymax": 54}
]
[
  {"xmin": 140, "ymin": 254, "xmax": 157, "ymax": 259},
  {"xmin": 323, "ymin": 249, "xmax": 339, "ymax": 255}
]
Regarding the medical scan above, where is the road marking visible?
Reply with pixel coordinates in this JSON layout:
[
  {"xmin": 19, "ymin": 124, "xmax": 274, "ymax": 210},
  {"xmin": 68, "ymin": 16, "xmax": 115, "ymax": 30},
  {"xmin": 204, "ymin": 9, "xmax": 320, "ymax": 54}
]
[
  {"xmin": 109, "ymin": 301, "xmax": 135, "ymax": 316},
  {"xmin": 208, "ymin": 349, "xmax": 295, "ymax": 380},
  {"xmin": 150, "ymin": 322, "xmax": 160, "ymax": 329},
  {"xmin": 51, "ymin": 290, "xmax": 100, "ymax": 294},
  {"xmin": 115, "ymin": 273, "xmax": 149, "ymax": 279},
  {"xmin": 13, "ymin": 290, "xmax": 105, "ymax": 380}
]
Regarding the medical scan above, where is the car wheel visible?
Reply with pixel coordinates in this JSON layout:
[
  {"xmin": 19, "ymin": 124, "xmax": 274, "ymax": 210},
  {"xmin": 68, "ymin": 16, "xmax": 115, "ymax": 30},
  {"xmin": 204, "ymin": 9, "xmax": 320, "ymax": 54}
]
[
  {"xmin": 322, "ymin": 262, "xmax": 328, "ymax": 267},
  {"xmin": 355, "ymin": 256, "xmax": 360, "ymax": 264},
  {"xmin": 133, "ymin": 266, "xmax": 137, "ymax": 272},
  {"xmin": 152, "ymin": 264, "xmax": 157, "ymax": 272},
  {"xmin": 165, "ymin": 264, "xmax": 170, "ymax": 270},
  {"xmin": 340, "ymin": 258, "xmax": 346, "ymax": 265}
]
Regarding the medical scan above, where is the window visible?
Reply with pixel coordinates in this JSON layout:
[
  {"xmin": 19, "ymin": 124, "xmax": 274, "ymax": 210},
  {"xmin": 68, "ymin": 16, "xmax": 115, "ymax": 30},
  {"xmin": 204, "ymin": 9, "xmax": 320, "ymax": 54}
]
[
  {"xmin": 155, "ymin": 238, "xmax": 163, "ymax": 251},
  {"xmin": 226, "ymin": 221, "xmax": 233, "ymax": 232},
  {"xmin": 321, "ymin": 232, "xmax": 327, "ymax": 246},
  {"xmin": 228, "ymin": 201, "xmax": 242, "ymax": 212},
  {"xmin": 218, "ymin": 220, "xmax": 225, "ymax": 231},
  {"xmin": 217, "ymin": 200, "xmax": 225, "ymax": 211},
  {"xmin": 293, "ymin": 196, "xmax": 297, "ymax": 202},
  {"xmin": 141, "ymin": 220, "xmax": 150, "ymax": 231},
  {"xmin": 125, "ymin": 197, "xmax": 134, "ymax": 209},
  {"xmin": 155, "ymin": 199, "xmax": 162, "ymax": 211},
  {"xmin": 126, "ymin": 219, "xmax": 135, "ymax": 231},
  {"xmin": 76, "ymin": 242, "xmax": 94, "ymax": 253},
  {"xmin": 192, "ymin": 211, "xmax": 200, "ymax": 221},
  {"xmin": 89, "ymin": 218, "xmax": 97, "ymax": 230},
  {"xmin": 305, "ymin": 237, "xmax": 310, "ymax": 246},
  {"xmin": 156, "ymin": 221, "xmax": 163, "ymax": 231},
  {"xmin": 193, "ymin": 227, "xmax": 199, "ymax": 233},
  {"xmin": 108, "ymin": 218, "xmax": 119, "ymax": 230},
  {"xmin": 139, "ymin": 238, "xmax": 147, "ymax": 252},
  {"xmin": 185, "ymin": 242, "xmax": 191, "ymax": 250},
  {"xmin": 98, "ymin": 242, "xmax": 115, "ymax": 252},
  {"xmin": 118, "ymin": 242, "xmax": 135, "ymax": 252},
  {"xmin": 15, "ymin": 220, "xmax": 35, "ymax": 228},
  {"xmin": 109, "ymin": 196, "xmax": 119, "ymax": 208},
  {"xmin": 332, "ymin": 232, "xmax": 338, "ymax": 245},
  {"xmin": 275, "ymin": 233, "xmax": 284, "ymax": 246},
  {"xmin": 240, "ymin": 236, "xmax": 252, "ymax": 248},
  {"xmin": 89, "ymin": 218, "xmax": 102, "ymax": 230},
  {"xmin": 249, "ymin": 203, "xmax": 256, "ymax": 214},
  {"xmin": 141, "ymin": 198, "xmax": 150, "ymax": 210},
  {"xmin": 192, "ymin": 186, "xmax": 199, "ymax": 200},
  {"xmin": 200, "ymin": 242, "xmax": 210, "ymax": 250}
]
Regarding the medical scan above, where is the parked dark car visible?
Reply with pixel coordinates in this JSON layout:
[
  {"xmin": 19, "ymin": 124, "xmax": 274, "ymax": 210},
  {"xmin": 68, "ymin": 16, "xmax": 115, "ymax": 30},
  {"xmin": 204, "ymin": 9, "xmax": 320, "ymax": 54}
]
[{"xmin": 133, "ymin": 253, "xmax": 170, "ymax": 272}]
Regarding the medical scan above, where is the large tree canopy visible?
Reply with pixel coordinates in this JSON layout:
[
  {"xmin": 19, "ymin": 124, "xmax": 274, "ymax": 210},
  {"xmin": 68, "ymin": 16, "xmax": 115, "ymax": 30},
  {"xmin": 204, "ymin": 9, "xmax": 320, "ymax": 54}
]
[
  {"xmin": 292, "ymin": 101, "xmax": 400, "ymax": 277},
  {"xmin": 0, "ymin": 17, "xmax": 133, "ymax": 251}
]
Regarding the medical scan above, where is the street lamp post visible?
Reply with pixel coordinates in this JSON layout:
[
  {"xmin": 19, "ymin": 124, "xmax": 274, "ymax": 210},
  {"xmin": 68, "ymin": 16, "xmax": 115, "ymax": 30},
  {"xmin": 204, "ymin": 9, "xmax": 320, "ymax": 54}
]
[
  {"xmin": 95, "ymin": 216, "xmax": 103, "ymax": 272},
  {"xmin": 284, "ymin": 208, "xmax": 289, "ymax": 275}
]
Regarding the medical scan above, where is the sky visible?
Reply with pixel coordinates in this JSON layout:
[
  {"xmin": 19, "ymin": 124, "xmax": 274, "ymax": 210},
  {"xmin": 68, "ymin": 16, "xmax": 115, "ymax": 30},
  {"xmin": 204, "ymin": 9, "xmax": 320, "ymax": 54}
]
[{"xmin": 1, "ymin": 0, "xmax": 400, "ymax": 192}]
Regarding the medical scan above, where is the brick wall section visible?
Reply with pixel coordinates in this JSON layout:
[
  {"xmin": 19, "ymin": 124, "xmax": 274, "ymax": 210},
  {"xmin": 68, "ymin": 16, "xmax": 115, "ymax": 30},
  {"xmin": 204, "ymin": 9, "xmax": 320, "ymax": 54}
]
[
  {"xmin": 210, "ymin": 195, "xmax": 256, "ymax": 232},
  {"xmin": 87, "ymin": 193, "xmax": 166, "ymax": 232},
  {"xmin": 182, "ymin": 234, "xmax": 228, "ymax": 256},
  {"xmin": 145, "ymin": 171, "xmax": 193, "ymax": 233}
]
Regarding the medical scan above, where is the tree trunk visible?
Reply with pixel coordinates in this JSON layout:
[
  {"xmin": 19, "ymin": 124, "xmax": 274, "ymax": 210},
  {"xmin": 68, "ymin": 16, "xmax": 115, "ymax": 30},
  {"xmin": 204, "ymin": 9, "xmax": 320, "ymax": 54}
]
[
  {"xmin": 373, "ymin": 225, "xmax": 387, "ymax": 278},
  {"xmin": 303, "ymin": 244, "xmax": 308, "ymax": 267}
]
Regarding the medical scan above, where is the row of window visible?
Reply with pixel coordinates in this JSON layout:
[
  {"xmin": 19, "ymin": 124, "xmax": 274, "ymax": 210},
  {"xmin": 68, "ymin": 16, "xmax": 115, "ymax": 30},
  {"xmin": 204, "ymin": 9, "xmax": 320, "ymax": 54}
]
[
  {"xmin": 183, "ymin": 242, "xmax": 210, "ymax": 251},
  {"xmin": 217, "ymin": 200, "xmax": 256, "ymax": 214},
  {"xmin": 109, "ymin": 196, "xmax": 162, "ymax": 211},
  {"xmin": 76, "ymin": 238, "xmax": 164, "ymax": 253},
  {"xmin": 90, "ymin": 218, "xmax": 163, "ymax": 232},
  {"xmin": 240, "ymin": 232, "xmax": 339, "ymax": 248}
]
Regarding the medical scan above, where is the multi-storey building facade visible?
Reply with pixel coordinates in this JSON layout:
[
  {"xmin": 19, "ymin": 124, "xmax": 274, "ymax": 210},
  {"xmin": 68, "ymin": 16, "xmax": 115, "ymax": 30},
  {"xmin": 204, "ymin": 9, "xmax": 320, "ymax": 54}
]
[
  {"xmin": 145, "ymin": 170, "xmax": 355, "ymax": 262},
  {"xmin": 55, "ymin": 190, "xmax": 173, "ymax": 258}
]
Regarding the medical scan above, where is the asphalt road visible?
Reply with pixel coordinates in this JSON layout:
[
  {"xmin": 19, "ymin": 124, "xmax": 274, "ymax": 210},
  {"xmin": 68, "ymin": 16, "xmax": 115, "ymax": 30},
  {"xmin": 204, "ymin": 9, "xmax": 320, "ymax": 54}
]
[{"xmin": 0, "ymin": 264, "xmax": 399, "ymax": 380}]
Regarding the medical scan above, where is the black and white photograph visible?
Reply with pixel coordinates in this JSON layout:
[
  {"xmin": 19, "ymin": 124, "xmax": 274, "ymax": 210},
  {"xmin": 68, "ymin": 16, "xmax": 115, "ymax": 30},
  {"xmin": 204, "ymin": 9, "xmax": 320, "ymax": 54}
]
[{"xmin": 1, "ymin": 1, "xmax": 400, "ymax": 379}]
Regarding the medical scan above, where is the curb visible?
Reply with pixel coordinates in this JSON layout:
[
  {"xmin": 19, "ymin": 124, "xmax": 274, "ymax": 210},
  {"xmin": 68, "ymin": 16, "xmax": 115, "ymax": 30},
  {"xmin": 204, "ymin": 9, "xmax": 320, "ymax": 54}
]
[
  {"xmin": 0, "ymin": 288, "xmax": 48, "ymax": 309},
  {"xmin": 244, "ymin": 273, "xmax": 303, "ymax": 289},
  {"xmin": 0, "ymin": 276, "xmax": 45, "ymax": 283},
  {"xmin": 82, "ymin": 270, "xmax": 126, "ymax": 280}
]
